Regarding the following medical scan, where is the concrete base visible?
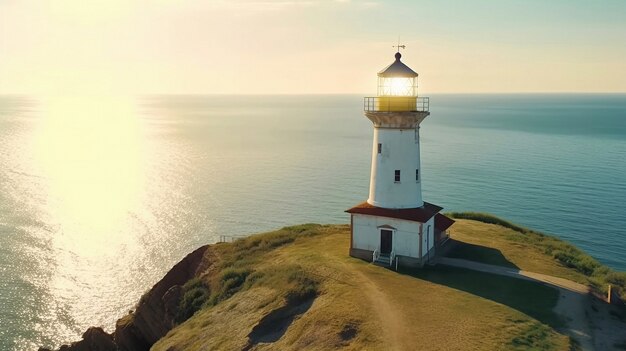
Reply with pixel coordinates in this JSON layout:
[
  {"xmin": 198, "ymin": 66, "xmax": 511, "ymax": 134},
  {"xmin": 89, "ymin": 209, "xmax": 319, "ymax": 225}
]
[
  {"xmin": 350, "ymin": 248, "xmax": 373, "ymax": 262},
  {"xmin": 350, "ymin": 248, "xmax": 433, "ymax": 269},
  {"xmin": 397, "ymin": 255, "xmax": 425, "ymax": 268}
]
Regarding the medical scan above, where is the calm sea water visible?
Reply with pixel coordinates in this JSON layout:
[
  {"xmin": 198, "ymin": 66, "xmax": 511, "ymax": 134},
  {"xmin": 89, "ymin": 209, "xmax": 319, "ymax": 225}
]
[{"xmin": 1, "ymin": 94, "xmax": 625, "ymax": 350}]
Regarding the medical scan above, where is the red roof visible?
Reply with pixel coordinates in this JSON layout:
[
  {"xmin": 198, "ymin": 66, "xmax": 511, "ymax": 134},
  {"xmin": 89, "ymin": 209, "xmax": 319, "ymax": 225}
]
[
  {"xmin": 434, "ymin": 213, "xmax": 455, "ymax": 231},
  {"xmin": 346, "ymin": 201, "xmax": 442, "ymax": 223}
]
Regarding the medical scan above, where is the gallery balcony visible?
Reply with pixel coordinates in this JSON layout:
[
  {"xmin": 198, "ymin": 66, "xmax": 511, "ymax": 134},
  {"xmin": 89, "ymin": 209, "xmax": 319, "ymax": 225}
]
[{"xmin": 364, "ymin": 96, "xmax": 429, "ymax": 113}]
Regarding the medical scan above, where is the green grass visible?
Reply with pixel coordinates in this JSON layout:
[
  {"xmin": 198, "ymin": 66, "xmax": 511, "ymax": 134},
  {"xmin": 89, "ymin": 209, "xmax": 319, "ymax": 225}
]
[
  {"xmin": 256, "ymin": 264, "xmax": 319, "ymax": 303},
  {"xmin": 447, "ymin": 212, "xmax": 626, "ymax": 300},
  {"xmin": 403, "ymin": 265, "xmax": 571, "ymax": 350},
  {"xmin": 176, "ymin": 277, "xmax": 210, "ymax": 323},
  {"xmin": 170, "ymin": 224, "xmax": 322, "ymax": 326},
  {"xmin": 408, "ymin": 265, "xmax": 563, "ymax": 328},
  {"xmin": 448, "ymin": 212, "xmax": 530, "ymax": 233},
  {"xmin": 446, "ymin": 241, "xmax": 519, "ymax": 269},
  {"xmin": 207, "ymin": 267, "xmax": 252, "ymax": 306},
  {"xmin": 207, "ymin": 264, "xmax": 319, "ymax": 307},
  {"xmin": 217, "ymin": 223, "xmax": 321, "ymax": 269},
  {"xmin": 509, "ymin": 321, "xmax": 574, "ymax": 351}
]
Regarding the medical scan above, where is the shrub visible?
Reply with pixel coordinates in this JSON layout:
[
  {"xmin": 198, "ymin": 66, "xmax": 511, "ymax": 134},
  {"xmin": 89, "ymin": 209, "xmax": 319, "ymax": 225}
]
[
  {"xmin": 552, "ymin": 250, "xmax": 599, "ymax": 276},
  {"xmin": 606, "ymin": 272, "xmax": 626, "ymax": 287},
  {"xmin": 243, "ymin": 264, "xmax": 320, "ymax": 303},
  {"xmin": 283, "ymin": 268, "xmax": 319, "ymax": 303},
  {"xmin": 176, "ymin": 278, "xmax": 210, "ymax": 323},
  {"xmin": 208, "ymin": 268, "xmax": 252, "ymax": 306},
  {"xmin": 244, "ymin": 271, "xmax": 265, "ymax": 289}
]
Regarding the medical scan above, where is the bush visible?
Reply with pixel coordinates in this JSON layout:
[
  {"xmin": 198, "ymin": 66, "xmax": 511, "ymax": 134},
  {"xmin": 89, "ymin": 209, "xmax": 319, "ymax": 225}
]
[
  {"xmin": 242, "ymin": 264, "xmax": 320, "ymax": 303},
  {"xmin": 208, "ymin": 268, "xmax": 252, "ymax": 306},
  {"xmin": 606, "ymin": 272, "xmax": 626, "ymax": 287},
  {"xmin": 552, "ymin": 250, "xmax": 599, "ymax": 276},
  {"xmin": 176, "ymin": 278, "xmax": 210, "ymax": 323},
  {"xmin": 285, "ymin": 268, "xmax": 319, "ymax": 303},
  {"xmin": 244, "ymin": 271, "xmax": 265, "ymax": 289}
]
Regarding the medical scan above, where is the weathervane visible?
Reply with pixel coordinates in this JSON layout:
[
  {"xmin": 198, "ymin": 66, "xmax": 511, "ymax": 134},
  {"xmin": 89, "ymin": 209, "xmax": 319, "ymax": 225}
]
[
  {"xmin": 392, "ymin": 44, "xmax": 406, "ymax": 52},
  {"xmin": 392, "ymin": 37, "xmax": 405, "ymax": 53}
]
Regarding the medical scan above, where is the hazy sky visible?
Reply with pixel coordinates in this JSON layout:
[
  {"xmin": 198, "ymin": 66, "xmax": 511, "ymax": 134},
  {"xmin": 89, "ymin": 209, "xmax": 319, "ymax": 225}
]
[{"xmin": 2, "ymin": 0, "xmax": 626, "ymax": 94}]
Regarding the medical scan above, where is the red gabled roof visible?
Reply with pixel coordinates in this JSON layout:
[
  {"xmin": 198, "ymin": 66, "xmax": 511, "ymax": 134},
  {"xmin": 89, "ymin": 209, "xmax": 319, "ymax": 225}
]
[
  {"xmin": 434, "ymin": 213, "xmax": 455, "ymax": 231},
  {"xmin": 346, "ymin": 201, "xmax": 442, "ymax": 223}
]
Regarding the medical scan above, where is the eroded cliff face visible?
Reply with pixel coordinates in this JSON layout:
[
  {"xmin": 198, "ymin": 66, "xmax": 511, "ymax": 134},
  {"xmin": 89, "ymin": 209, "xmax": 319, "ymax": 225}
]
[
  {"xmin": 43, "ymin": 244, "xmax": 214, "ymax": 351},
  {"xmin": 115, "ymin": 244, "xmax": 213, "ymax": 350}
]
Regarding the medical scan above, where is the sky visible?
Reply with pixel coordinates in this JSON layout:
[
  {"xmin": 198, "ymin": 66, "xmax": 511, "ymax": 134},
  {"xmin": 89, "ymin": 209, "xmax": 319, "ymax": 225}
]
[{"xmin": 1, "ymin": 0, "xmax": 626, "ymax": 95}]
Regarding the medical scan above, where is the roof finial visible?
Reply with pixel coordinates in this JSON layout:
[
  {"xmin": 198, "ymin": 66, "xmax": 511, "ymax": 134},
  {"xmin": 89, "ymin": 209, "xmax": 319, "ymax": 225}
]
[{"xmin": 392, "ymin": 37, "xmax": 405, "ymax": 60}]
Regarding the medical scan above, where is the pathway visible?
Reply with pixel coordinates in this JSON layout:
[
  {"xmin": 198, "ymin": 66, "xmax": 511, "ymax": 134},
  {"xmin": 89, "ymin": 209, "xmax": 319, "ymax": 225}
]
[{"xmin": 437, "ymin": 257, "xmax": 589, "ymax": 293}]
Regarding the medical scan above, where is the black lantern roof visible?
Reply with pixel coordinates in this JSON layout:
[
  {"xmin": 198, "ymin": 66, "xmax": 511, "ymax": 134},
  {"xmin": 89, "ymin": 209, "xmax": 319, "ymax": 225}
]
[{"xmin": 377, "ymin": 52, "xmax": 418, "ymax": 78}]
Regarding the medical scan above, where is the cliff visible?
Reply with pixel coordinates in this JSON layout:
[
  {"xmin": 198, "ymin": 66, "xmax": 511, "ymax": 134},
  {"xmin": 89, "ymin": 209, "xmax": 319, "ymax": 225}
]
[
  {"xmin": 43, "ymin": 217, "xmax": 626, "ymax": 351},
  {"xmin": 40, "ymin": 244, "xmax": 213, "ymax": 351}
]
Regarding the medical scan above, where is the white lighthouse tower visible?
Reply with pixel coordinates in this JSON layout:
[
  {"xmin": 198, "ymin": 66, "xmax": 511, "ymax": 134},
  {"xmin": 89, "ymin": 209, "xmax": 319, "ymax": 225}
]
[{"xmin": 347, "ymin": 49, "xmax": 454, "ymax": 268}]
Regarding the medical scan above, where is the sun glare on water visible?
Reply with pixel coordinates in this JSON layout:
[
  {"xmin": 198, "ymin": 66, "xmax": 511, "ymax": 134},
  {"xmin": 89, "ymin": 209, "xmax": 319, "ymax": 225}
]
[
  {"xmin": 25, "ymin": 96, "xmax": 159, "ymax": 344},
  {"xmin": 34, "ymin": 96, "xmax": 146, "ymax": 256}
]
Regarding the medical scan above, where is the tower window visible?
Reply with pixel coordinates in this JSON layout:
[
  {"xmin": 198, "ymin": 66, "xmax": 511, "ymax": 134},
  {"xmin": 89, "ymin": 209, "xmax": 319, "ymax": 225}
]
[
  {"xmin": 394, "ymin": 170, "xmax": 401, "ymax": 182},
  {"xmin": 416, "ymin": 169, "xmax": 420, "ymax": 181},
  {"xmin": 377, "ymin": 143, "xmax": 382, "ymax": 154}
]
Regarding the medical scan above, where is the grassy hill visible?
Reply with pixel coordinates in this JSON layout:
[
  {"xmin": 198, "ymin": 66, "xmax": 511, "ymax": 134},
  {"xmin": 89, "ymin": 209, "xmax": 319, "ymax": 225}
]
[
  {"xmin": 446, "ymin": 212, "xmax": 626, "ymax": 300},
  {"xmin": 149, "ymin": 216, "xmax": 626, "ymax": 351}
]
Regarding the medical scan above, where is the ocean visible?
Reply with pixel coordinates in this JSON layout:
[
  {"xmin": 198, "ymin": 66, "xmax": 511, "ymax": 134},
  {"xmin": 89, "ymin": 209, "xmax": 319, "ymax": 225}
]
[{"xmin": 1, "ymin": 94, "xmax": 625, "ymax": 350}]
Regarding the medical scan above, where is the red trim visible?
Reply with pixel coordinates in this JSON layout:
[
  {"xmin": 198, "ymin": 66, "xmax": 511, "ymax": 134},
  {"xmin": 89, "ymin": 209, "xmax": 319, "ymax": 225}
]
[
  {"xmin": 346, "ymin": 201, "xmax": 442, "ymax": 223},
  {"xmin": 434, "ymin": 213, "xmax": 455, "ymax": 231}
]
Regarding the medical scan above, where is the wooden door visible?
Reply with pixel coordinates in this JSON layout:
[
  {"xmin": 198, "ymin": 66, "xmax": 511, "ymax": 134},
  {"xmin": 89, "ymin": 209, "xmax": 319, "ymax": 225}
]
[{"xmin": 380, "ymin": 229, "xmax": 393, "ymax": 254}]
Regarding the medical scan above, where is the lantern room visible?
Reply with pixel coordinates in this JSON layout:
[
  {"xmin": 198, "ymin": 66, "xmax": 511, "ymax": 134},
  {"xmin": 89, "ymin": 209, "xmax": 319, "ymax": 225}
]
[
  {"xmin": 377, "ymin": 52, "xmax": 418, "ymax": 97},
  {"xmin": 364, "ymin": 51, "xmax": 428, "ymax": 113}
]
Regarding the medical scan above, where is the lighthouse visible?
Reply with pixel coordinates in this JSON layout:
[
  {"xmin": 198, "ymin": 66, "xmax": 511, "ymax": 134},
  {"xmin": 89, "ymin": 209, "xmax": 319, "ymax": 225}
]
[{"xmin": 347, "ymin": 49, "xmax": 454, "ymax": 268}]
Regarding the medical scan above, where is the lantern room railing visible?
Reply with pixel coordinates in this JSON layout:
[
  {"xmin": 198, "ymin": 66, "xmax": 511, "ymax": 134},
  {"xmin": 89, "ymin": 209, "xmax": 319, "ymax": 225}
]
[{"xmin": 364, "ymin": 96, "xmax": 429, "ymax": 113}]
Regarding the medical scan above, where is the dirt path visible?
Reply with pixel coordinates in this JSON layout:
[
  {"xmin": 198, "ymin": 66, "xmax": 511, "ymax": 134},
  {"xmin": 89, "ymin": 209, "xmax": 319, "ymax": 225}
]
[
  {"xmin": 588, "ymin": 297, "xmax": 626, "ymax": 351},
  {"xmin": 355, "ymin": 270, "xmax": 406, "ymax": 350},
  {"xmin": 335, "ymin": 257, "xmax": 410, "ymax": 351},
  {"xmin": 553, "ymin": 289, "xmax": 594, "ymax": 350},
  {"xmin": 437, "ymin": 257, "xmax": 589, "ymax": 293},
  {"xmin": 438, "ymin": 257, "xmax": 594, "ymax": 350}
]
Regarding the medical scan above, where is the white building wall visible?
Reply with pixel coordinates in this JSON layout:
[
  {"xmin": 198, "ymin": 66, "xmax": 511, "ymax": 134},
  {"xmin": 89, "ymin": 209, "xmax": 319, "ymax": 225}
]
[
  {"xmin": 421, "ymin": 216, "xmax": 435, "ymax": 258},
  {"xmin": 368, "ymin": 127, "xmax": 423, "ymax": 209},
  {"xmin": 352, "ymin": 214, "xmax": 421, "ymax": 258}
]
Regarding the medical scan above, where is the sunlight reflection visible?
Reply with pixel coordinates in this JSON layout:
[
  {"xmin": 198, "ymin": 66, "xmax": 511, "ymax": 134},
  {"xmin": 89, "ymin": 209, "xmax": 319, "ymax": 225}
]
[{"xmin": 34, "ymin": 96, "xmax": 146, "ymax": 258}]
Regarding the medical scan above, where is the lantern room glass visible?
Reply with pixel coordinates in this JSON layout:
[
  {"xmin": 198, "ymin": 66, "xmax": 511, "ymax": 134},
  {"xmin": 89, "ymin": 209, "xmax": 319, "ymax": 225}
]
[{"xmin": 377, "ymin": 76, "xmax": 417, "ymax": 97}]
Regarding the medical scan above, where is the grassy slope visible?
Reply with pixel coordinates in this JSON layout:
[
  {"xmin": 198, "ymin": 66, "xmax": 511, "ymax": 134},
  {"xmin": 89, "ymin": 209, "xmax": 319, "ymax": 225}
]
[
  {"xmin": 447, "ymin": 212, "xmax": 626, "ymax": 299},
  {"xmin": 152, "ymin": 223, "xmax": 577, "ymax": 351},
  {"xmin": 446, "ymin": 218, "xmax": 589, "ymax": 284}
]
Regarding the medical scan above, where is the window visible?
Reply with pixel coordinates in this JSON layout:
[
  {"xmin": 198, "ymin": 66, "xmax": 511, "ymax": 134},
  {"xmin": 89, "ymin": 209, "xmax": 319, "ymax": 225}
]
[
  {"xmin": 377, "ymin": 143, "xmax": 382, "ymax": 154},
  {"xmin": 416, "ymin": 169, "xmax": 420, "ymax": 181},
  {"xmin": 394, "ymin": 170, "xmax": 401, "ymax": 182}
]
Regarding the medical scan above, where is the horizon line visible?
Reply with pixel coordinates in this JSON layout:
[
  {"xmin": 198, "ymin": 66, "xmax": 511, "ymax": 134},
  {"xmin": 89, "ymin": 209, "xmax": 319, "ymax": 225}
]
[{"xmin": 2, "ymin": 91, "xmax": 626, "ymax": 97}]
